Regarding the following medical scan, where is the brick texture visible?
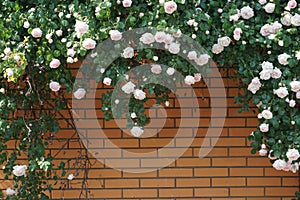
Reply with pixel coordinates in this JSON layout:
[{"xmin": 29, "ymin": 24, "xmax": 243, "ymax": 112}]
[{"xmin": 1, "ymin": 64, "xmax": 298, "ymax": 199}]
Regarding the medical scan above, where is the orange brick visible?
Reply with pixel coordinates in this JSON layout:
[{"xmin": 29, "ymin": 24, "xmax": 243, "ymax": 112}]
[
  {"xmin": 282, "ymin": 177, "xmax": 299, "ymax": 186},
  {"xmin": 230, "ymin": 188, "xmax": 264, "ymax": 196},
  {"xmin": 176, "ymin": 178, "xmax": 210, "ymax": 187},
  {"xmin": 195, "ymin": 188, "xmax": 229, "ymax": 197},
  {"xmin": 230, "ymin": 168, "xmax": 263, "ymax": 176},
  {"xmin": 159, "ymin": 168, "xmax": 193, "ymax": 177},
  {"xmin": 212, "ymin": 158, "xmax": 246, "ymax": 166},
  {"xmin": 105, "ymin": 179, "xmax": 139, "ymax": 188},
  {"xmin": 159, "ymin": 188, "xmax": 193, "ymax": 197},
  {"xmin": 265, "ymin": 187, "xmax": 298, "ymax": 196},
  {"xmin": 212, "ymin": 177, "xmax": 245, "ymax": 186},
  {"xmin": 194, "ymin": 168, "xmax": 228, "ymax": 177},
  {"xmin": 247, "ymin": 178, "xmax": 281, "ymax": 186},
  {"xmin": 141, "ymin": 179, "xmax": 175, "ymax": 187},
  {"xmin": 123, "ymin": 189, "xmax": 157, "ymax": 198}
]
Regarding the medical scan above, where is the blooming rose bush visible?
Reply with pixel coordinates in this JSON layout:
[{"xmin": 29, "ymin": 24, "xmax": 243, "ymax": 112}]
[{"xmin": 0, "ymin": 0, "xmax": 300, "ymax": 198}]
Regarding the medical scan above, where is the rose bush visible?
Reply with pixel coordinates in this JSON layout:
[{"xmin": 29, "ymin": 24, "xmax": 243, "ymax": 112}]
[{"xmin": 0, "ymin": 0, "xmax": 300, "ymax": 198}]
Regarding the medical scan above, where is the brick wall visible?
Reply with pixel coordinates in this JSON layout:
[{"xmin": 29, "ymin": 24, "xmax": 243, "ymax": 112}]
[{"xmin": 1, "ymin": 63, "xmax": 299, "ymax": 199}]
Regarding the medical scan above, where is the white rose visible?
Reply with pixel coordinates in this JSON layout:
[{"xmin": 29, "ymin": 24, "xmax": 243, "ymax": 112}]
[
  {"xmin": 75, "ymin": 20, "xmax": 89, "ymax": 38},
  {"xmin": 259, "ymin": 123, "xmax": 269, "ymax": 132},
  {"xmin": 271, "ymin": 67, "xmax": 282, "ymax": 79},
  {"xmin": 260, "ymin": 24, "xmax": 270, "ymax": 36},
  {"xmin": 68, "ymin": 174, "xmax": 74, "ymax": 180},
  {"xmin": 261, "ymin": 110, "xmax": 273, "ymax": 119},
  {"xmin": 0, "ymin": 88, "xmax": 5, "ymax": 94},
  {"xmin": 133, "ymin": 89, "xmax": 146, "ymax": 100},
  {"xmin": 187, "ymin": 51, "xmax": 197, "ymax": 60},
  {"xmin": 73, "ymin": 88, "xmax": 86, "ymax": 99},
  {"xmin": 122, "ymin": 47, "xmax": 134, "ymax": 58},
  {"xmin": 195, "ymin": 54, "xmax": 210, "ymax": 66},
  {"xmin": 187, "ymin": 19, "xmax": 195, "ymax": 26},
  {"xmin": 140, "ymin": 33, "xmax": 155, "ymax": 44},
  {"xmin": 259, "ymin": 70, "xmax": 271, "ymax": 80},
  {"xmin": 23, "ymin": 21, "xmax": 30, "ymax": 28},
  {"xmin": 290, "ymin": 81, "xmax": 300, "ymax": 92},
  {"xmin": 229, "ymin": 13, "xmax": 240, "ymax": 22},
  {"xmin": 49, "ymin": 59, "xmax": 61, "ymax": 69},
  {"xmin": 194, "ymin": 73, "xmax": 202, "ymax": 82},
  {"xmin": 6, "ymin": 68, "xmax": 13, "ymax": 77},
  {"xmin": 31, "ymin": 28, "xmax": 42, "ymax": 38},
  {"xmin": 278, "ymin": 53, "xmax": 291, "ymax": 65},
  {"xmin": 6, "ymin": 188, "xmax": 16, "ymax": 196},
  {"xmin": 259, "ymin": 149, "xmax": 268, "ymax": 156},
  {"xmin": 164, "ymin": 1, "xmax": 177, "ymax": 14},
  {"xmin": 264, "ymin": 3, "xmax": 276, "ymax": 13},
  {"xmin": 164, "ymin": 34, "xmax": 174, "ymax": 44},
  {"xmin": 184, "ymin": 75, "xmax": 195, "ymax": 85},
  {"xmin": 166, "ymin": 67, "xmax": 175, "ymax": 75},
  {"xmin": 289, "ymin": 100, "xmax": 296, "ymax": 107},
  {"xmin": 122, "ymin": 0, "xmax": 132, "ymax": 7},
  {"xmin": 131, "ymin": 112, "xmax": 137, "ymax": 118},
  {"xmin": 109, "ymin": 30, "xmax": 122, "ymax": 41},
  {"xmin": 270, "ymin": 21, "xmax": 282, "ymax": 33},
  {"xmin": 291, "ymin": 14, "xmax": 300, "ymax": 26},
  {"xmin": 168, "ymin": 43, "xmax": 180, "ymax": 54},
  {"xmin": 82, "ymin": 38, "xmax": 96, "ymax": 50},
  {"xmin": 130, "ymin": 126, "xmax": 144, "ymax": 137},
  {"xmin": 240, "ymin": 6, "xmax": 254, "ymax": 19},
  {"xmin": 286, "ymin": 148, "xmax": 300, "ymax": 161},
  {"xmin": 218, "ymin": 36, "xmax": 231, "ymax": 47},
  {"xmin": 290, "ymin": 163, "xmax": 299, "ymax": 173},
  {"xmin": 56, "ymin": 30, "xmax": 63, "ymax": 37},
  {"xmin": 151, "ymin": 64, "xmax": 162, "ymax": 74},
  {"xmin": 247, "ymin": 77, "xmax": 261, "ymax": 94},
  {"xmin": 261, "ymin": 61, "xmax": 274, "ymax": 71},
  {"xmin": 49, "ymin": 81, "xmax": 61, "ymax": 92},
  {"xmin": 233, "ymin": 27, "xmax": 242, "ymax": 35},
  {"xmin": 274, "ymin": 87, "xmax": 289, "ymax": 98},
  {"xmin": 154, "ymin": 31, "xmax": 166, "ymax": 43},
  {"xmin": 4, "ymin": 47, "xmax": 11, "ymax": 55},
  {"xmin": 67, "ymin": 57, "xmax": 74, "ymax": 63},
  {"xmin": 258, "ymin": 0, "xmax": 267, "ymax": 5},
  {"xmin": 12, "ymin": 165, "xmax": 27, "ymax": 177},
  {"xmin": 281, "ymin": 12, "xmax": 292, "ymax": 26},
  {"xmin": 67, "ymin": 48, "xmax": 76, "ymax": 57},
  {"xmin": 121, "ymin": 81, "xmax": 135, "ymax": 94},
  {"xmin": 173, "ymin": 29, "xmax": 182, "ymax": 38},
  {"xmin": 211, "ymin": 43, "xmax": 224, "ymax": 54},
  {"xmin": 103, "ymin": 77, "xmax": 112, "ymax": 86},
  {"xmin": 272, "ymin": 159, "xmax": 287, "ymax": 170},
  {"xmin": 285, "ymin": 0, "xmax": 297, "ymax": 11}
]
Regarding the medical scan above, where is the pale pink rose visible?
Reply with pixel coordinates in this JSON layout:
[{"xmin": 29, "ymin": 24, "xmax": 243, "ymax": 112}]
[
  {"xmin": 130, "ymin": 126, "xmax": 144, "ymax": 137},
  {"xmin": 154, "ymin": 31, "xmax": 166, "ymax": 43},
  {"xmin": 31, "ymin": 28, "xmax": 42, "ymax": 38},
  {"xmin": 131, "ymin": 112, "xmax": 137, "ymax": 118},
  {"xmin": 259, "ymin": 123, "xmax": 269, "ymax": 132},
  {"xmin": 122, "ymin": 47, "xmax": 134, "ymax": 58},
  {"xmin": 49, "ymin": 81, "xmax": 61, "ymax": 92},
  {"xmin": 259, "ymin": 70, "xmax": 271, "ymax": 80},
  {"xmin": 95, "ymin": 6, "xmax": 101, "ymax": 12},
  {"xmin": 122, "ymin": 81, "xmax": 135, "ymax": 94},
  {"xmin": 75, "ymin": 20, "xmax": 89, "ymax": 38},
  {"xmin": 67, "ymin": 49, "xmax": 76, "ymax": 57},
  {"xmin": 290, "ymin": 81, "xmax": 300, "ymax": 92},
  {"xmin": 165, "ymin": 101, "xmax": 170, "ymax": 107},
  {"xmin": 140, "ymin": 33, "xmax": 155, "ymax": 44},
  {"xmin": 49, "ymin": 59, "xmax": 61, "ymax": 69},
  {"xmin": 164, "ymin": 1, "xmax": 177, "ymax": 14},
  {"xmin": 103, "ymin": 77, "xmax": 112, "ymax": 86},
  {"xmin": 82, "ymin": 38, "xmax": 96, "ymax": 50},
  {"xmin": 168, "ymin": 43, "xmax": 180, "ymax": 54},
  {"xmin": 260, "ymin": 24, "xmax": 271, "ymax": 36},
  {"xmin": 194, "ymin": 73, "xmax": 202, "ymax": 82},
  {"xmin": 233, "ymin": 34, "xmax": 241, "ymax": 41},
  {"xmin": 287, "ymin": 148, "xmax": 300, "ymax": 161},
  {"xmin": 211, "ymin": 44, "xmax": 224, "ymax": 54},
  {"xmin": 6, "ymin": 68, "xmax": 13, "ymax": 76},
  {"xmin": 6, "ymin": 188, "xmax": 16, "ymax": 196},
  {"xmin": 283, "ymin": 161, "xmax": 292, "ymax": 172},
  {"xmin": 290, "ymin": 163, "xmax": 299, "ymax": 173},
  {"xmin": 258, "ymin": 0, "xmax": 267, "ymax": 5},
  {"xmin": 261, "ymin": 61, "xmax": 274, "ymax": 71},
  {"xmin": 184, "ymin": 75, "xmax": 195, "ymax": 85},
  {"xmin": 67, "ymin": 174, "xmax": 74, "ymax": 180},
  {"xmin": 281, "ymin": 13, "xmax": 292, "ymax": 26},
  {"xmin": 195, "ymin": 54, "xmax": 210, "ymax": 66},
  {"xmin": 268, "ymin": 150, "xmax": 278, "ymax": 160},
  {"xmin": 285, "ymin": 0, "xmax": 297, "ymax": 11},
  {"xmin": 291, "ymin": 14, "xmax": 300, "ymax": 26},
  {"xmin": 133, "ymin": 89, "xmax": 146, "ymax": 100},
  {"xmin": 67, "ymin": 57, "xmax": 74, "ymax": 63},
  {"xmin": 272, "ymin": 159, "xmax": 287, "ymax": 170},
  {"xmin": 109, "ymin": 30, "xmax": 122, "ymax": 41},
  {"xmin": 173, "ymin": 29, "xmax": 182, "ymax": 38},
  {"xmin": 271, "ymin": 67, "xmax": 282, "ymax": 79},
  {"xmin": 264, "ymin": 3, "xmax": 275, "ymax": 13},
  {"xmin": 240, "ymin": 6, "xmax": 254, "ymax": 19},
  {"xmin": 164, "ymin": 34, "xmax": 174, "ymax": 44},
  {"xmin": 13, "ymin": 165, "xmax": 27, "ymax": 176},
  {"xmin": 259, "ymin": 149, "xmax": 268, "ymax": 156},
  {"xmin": 23, "ymin": 21, "xmax": 30, "ymax": 28},
  {"xmin": 233, "ymin": 27, "xmax": 243, "ymax": 35},
  {"xmin": 270, "ymin": 21, "xmax": 282, "ymax": 33},
  {"xmin": 218, "ymin": 36, "xmax": 231, "ymax": 47},
  {"xmin": 274, "ymin": 87, "xmax": 289, "ymax": 98},
  {"xmin": 278, "ymin": 53, "xmax": 291, "ymax": 65},
  {"xmin": 73, "ymin": 88, "xmax": 86, "ymax": 99},
  {"xmin": 122, "ymin": 0, "xmax": 132, "ymax": 7},
  {"xmin": 4, "ymin": 47, "xmax": 11, "ymax": 55},
  {"xmin": 159, "ymin": 0, "xmax": 165, "ymax": 4},
  {"xmin": 247, "ymin": 77, "xmax": 261, "ymax": 94},
  {"xmin": 187, "ymin": 51, "xmax": 197, "ymax": 60},
  {"xmin": 166, "ymin": 67, "xmax": 175, "ymax": 75},
  {"xmin": 289, "ymin": 100, "xmax": 296, "ymax": 107},
  {"xmin": 261, "ymin": 110, "xmax": 273, "ymax": 119},
  {"xmin": 297, "ymin": 91, "xmax": 300, "ymax": 99},
  {"xmin": 229, "ymin": 13, "xmax": 240, "ymax": 22},
  {"xmin": 56, "ymin": 30, "xmax": 63, "ymax": 37},
  {"xmin": 151, "ymin": 64, "xmax": 162, "ymax": 74},
  {"xmin": 187, "ymin": 19, "xmax": 195, "ymax": 26}
]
